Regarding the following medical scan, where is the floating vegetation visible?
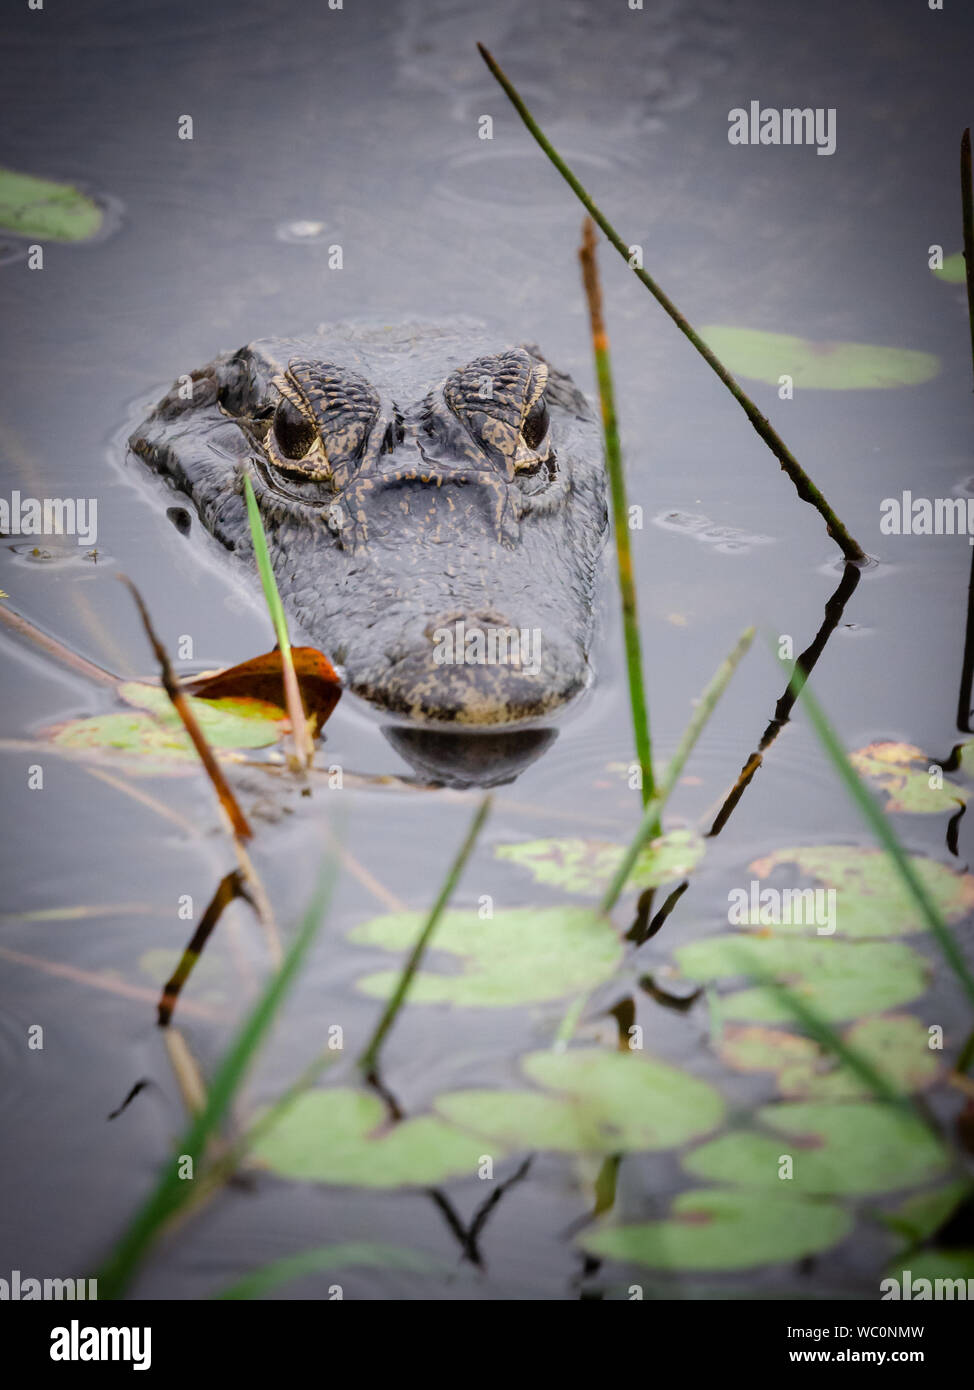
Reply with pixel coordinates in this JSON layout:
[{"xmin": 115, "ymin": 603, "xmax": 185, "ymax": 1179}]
[
  {"xmin": 351, "ymin": 905, "xmax": 622, "ymax": 1007},
  {"xmin": 683, "ymin": 1102, "xmax": 949, "ymax": 1196},
  {"xmin": 849, "ymin": 742, "xmax": 967, "ymax": 814},
  {"xmin": 435, "ymin": 1048, "xmax": 725, "ymax": 1155},
  {"xmin": 495, "ymin": 828, "xmax": 703, "ymax": 897},
  {"xmin": 697, "ymin": 326, "xmax": 940, "ymax": 390},
  {"xmin": 674, "ymin": 936, "xmax": 929, "ymax": 1022},
  {"xmin": 740, "ymin": 844, "xmax": 974, "ymax": 937},
  {"xmin": 579, "ymin": 1190, "xmax": 853, "ymax": 1271},
  {"xmin": 0, "ymin": 166, "xmax": 103, "ymax": 241}
]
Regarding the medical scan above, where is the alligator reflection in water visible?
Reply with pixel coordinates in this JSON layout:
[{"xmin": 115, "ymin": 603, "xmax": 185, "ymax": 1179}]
[{"xmin": 383, "ymin": 722, "xmax": 557, "ymax": 788}]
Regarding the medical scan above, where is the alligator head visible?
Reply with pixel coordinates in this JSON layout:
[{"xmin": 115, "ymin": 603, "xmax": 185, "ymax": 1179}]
[{"xmin": 129, "ymin": 322, "xmax": 608, "ymax": 729}]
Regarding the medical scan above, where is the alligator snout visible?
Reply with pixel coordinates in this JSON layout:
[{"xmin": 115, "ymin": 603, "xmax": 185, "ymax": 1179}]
[{"xmin": 361, "ymin": 610, "xmax": 591, "ymax": 726}]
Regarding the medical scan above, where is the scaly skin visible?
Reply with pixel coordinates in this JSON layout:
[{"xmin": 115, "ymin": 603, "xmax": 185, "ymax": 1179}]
[{"xmin": 130, "ymin": 320, "xmax": 608, "ymax": 728}]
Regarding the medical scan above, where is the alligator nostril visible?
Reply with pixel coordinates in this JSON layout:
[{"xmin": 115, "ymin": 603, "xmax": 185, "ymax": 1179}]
[{"xmin": 424, "ymin": 611, "xmax": 512, "ymax": 642}]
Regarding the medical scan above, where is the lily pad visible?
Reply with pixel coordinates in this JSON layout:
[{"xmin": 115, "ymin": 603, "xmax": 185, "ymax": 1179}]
[
  {"xmin": 0, "ymin": 167, "xmax": 103, "ymax": 241},
  {"xmin": 717, "ymin": 1016, "xmax": 939, "ymax": 1099},
  {"xmin": 674, "ymin": 935, "xmax": 929, "ymax": 1022},
  {"xmin": 119, "ymin": 682, "xmax": 286, "ymax": 748},
  {"xmin": 879, "ymin": 1180, "xmax": 974, "ymax": 1246},
  {"xmin": 51, "ymin": 680, "xmax": 289, "ymax": 763},
  {"xmin": 743, "ymin": 845, "xmax": 974, "ymax": 937},
  {"xmin": 495, "ymin": 829, "xmax": 703, "ymax": 897},
  {"xmin": 435, "ymin": 1048, "xmax": 724, "ymax": 1155},
  {"xmin": 931, "ymin": 252, "xmax": 967, "ymax": 285},
  {"xmin": 849, "ymin": 743, "xmax": 965, "ymax": 814},
  {"xmin": 579, "ymin": 1190, "xmax": 852, "ymax": 1271},
  {"xmin": 699, "ymin": 325, "xmax": 939, "ymax": 390},
  {"xmin": 350, "ymin": 905, "xmax": 622, "ymax": 1007},
  {"xmin": 252, "ymin": 1088, "xmax": 493, "ymax": 1188},
  {"xmin": 52, "ymin": 711, "xmax": 201, "ymax": 762},
  {"xmin": 684, "ymin": 1102, "xmax": 948, "ymax": 1196}
]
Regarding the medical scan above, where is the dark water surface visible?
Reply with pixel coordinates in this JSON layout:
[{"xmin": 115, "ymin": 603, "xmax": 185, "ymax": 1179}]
[{"xmin": 2, "ymin": 0, "xmax": 973, "ymax": 1299}]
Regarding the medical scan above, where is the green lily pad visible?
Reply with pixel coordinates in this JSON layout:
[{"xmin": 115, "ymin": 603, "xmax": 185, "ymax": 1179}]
[
  {"xmin": 718, "ymin": 1016, "xmax": 940, "ymax": 1099},
  {"xmin": 879, "ymin": 1180, "xmax": 974, "ymax": 1246},
  {"xmin": 742, "ymin": 845, "xmax": 974, "ymax": 937},
  {"xmin": 931, "ymin": 252, "xmax": 966, "ymax": 285},
  {"xmin": 53, "ymin": 711, "xmax": 200, "ymax": 761},
  {"xmin": 495, "ymin": 829, "xmax": 703, "ymax": 897},
  {"xmin": 674, "ymin": 936, "xmax": 929, "ymax": 1022},
  {"xmin": 699, "ymin": 325, "xmax": 939, "ymax": 390},
  {"xmin": 216, "ymin": 1241, "xmax": 445, "ymax": 1299},
  {"xmin": 849, "ymin": 743, "xmax": 966, "ymax": 814},
  {"xmin": 684, "ymin": 1102, "xmax": 948, "ymax": 1196},
  {"xmin": 580, "ymin": 1190, "xmax": 852, "ymax": 1271},
  {"xmin": 0, "ymin": 167, "xmax": 103, "ymax": 241},
  {"xmin": 51, "ymin": 681, "xmax": 287, "ymax": 763},
  {"xmin": 119, "ymin": 682, "xmax": 286, "ymax": 748},
  {"xmin": 435, "ymin": 1047, "xmax": 724, "ymax": 1155},
  {"xmin": 252, "ymin": 1088, "xmax": 493, "ymax": 1188},
  {"xmin": 350, "ymin": 906, "xmax": 622, "ymax": 1007}
]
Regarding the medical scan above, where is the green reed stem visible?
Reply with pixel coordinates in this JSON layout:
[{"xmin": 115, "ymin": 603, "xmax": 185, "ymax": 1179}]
[
  {"xmin": 243, "ymin": 471, "xmax": 312, "ymax": 768},
  {"xmin": 477, "ymin": 42, "xmax": 866, "ymax": 565},
  {"xmin": 579, "ymin": 217, "xmax": 655, "ymax": 814},
  {"xmin": 556, "ymin": 627, "xmax": 754, "ymax": 1045},
  {"xmin": 780, "ymin": 650, "xmax": 974, "ymax": 1012},
  {"xmin": 97, "ymin": 858, "xmax": 337, "ymax": 1299},
  {"xmin": 358, "ymin": 795, "xmax": 492, "ymax": 1078}
]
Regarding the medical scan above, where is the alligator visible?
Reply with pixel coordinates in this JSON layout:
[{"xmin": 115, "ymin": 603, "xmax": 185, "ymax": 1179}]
[{"xmin": 129, "ymin": 321, "xmax": 608, "ymax": 738}]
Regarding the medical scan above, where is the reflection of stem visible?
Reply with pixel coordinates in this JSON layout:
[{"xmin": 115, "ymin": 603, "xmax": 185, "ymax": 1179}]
[
  {"xmin": 0, "ymin": 601, "xmax": 118, "ymax": 686},
  {"xmin": 579, "ymin": 217, "xmax": 656, "ymax": 815},
  {"xmin": 706, "ymin": 562, "xmax": 861, "ymax": 837},
  {"xmin": 158, "ymin": 871, "xmax": 243, "ymax": 1026},
  {"xmin": 960, "ymin": 129, "xmax": 974, "ymax": 391},
  {"xmin": 956, "ymin": 540, "xmax": 974, "ymax": 734}
]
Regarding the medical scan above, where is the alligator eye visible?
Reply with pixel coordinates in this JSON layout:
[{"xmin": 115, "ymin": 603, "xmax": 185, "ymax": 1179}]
[
  {"xmin": 273, "ymin": 395, "xmax": 317, "ymax": 460},
  {"xmin": 522, "ymin": 397, "xmax": 549, "ymax": 451}
]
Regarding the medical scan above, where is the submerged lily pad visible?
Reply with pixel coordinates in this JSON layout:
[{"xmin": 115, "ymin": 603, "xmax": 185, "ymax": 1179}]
[
  {"xmin": 684, "ymin": 1102, "xmax": 948, "ymax": 1196},
  {"xmin": 717, "ymin": 1016, "xmax": 940, "ymax": 1099},
  {"xmin": 699, "ymin": 325, "xmax": 939, "ymax": 390},
  {"xmin": 495, "ymin": 829, "xmax": 703, "ymax": 897},
  {"xmin": 880, "ymin": 1180, "xmax": 974, "ymax": 1246},
  {"xmin": 0, "ymin": 167, "xmax": 103, "ymax": 241},
  {"xmin": 580, "ymin": 1190, "xmax": 852, "ymax": 1271},
  {"xmin": 252, "ymin": 1088, "xmax": 492, "ymax": 1188},
  {"xmin": 350, "ymin": 905, "xmax": 622, "ymax": 1007},
  {"xmin": 849, "ymin": 743, "xmax": 965, "ymax": 814},
  {"xmin": 931, "ymin": 252, "xmax": 967, "ymax": 285},
  {"xmin": 435, "ymin": 1048, "xmax": 724, "ymax": 1155},
  {"xmin": 743, "ymin": 845, "xmax": 974, "ymax": 937},
  {"xmin": 674, "ymin": 935, "xmax": 929, "ymax": 1022}
]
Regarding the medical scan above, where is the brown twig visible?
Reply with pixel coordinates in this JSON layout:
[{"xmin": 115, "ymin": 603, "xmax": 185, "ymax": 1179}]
[{"xmin": 119, "ymin": 575, "xmax": 252, "ymax": 841}]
